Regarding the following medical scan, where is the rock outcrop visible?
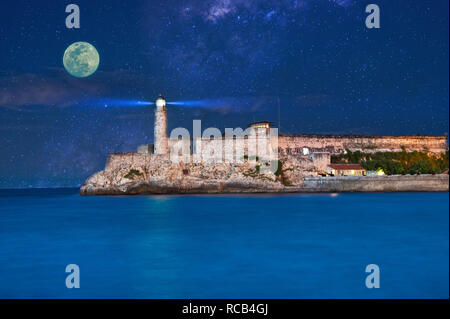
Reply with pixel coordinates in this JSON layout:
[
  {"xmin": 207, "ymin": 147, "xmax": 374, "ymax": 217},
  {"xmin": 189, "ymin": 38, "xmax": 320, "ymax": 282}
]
[
  {"xmin": 80, "ymin": 153, "xmax": 314, "ymax": 195},
  {"xmin": 80, "ymin": 153, "xmax": 449, "ymax": 195}
]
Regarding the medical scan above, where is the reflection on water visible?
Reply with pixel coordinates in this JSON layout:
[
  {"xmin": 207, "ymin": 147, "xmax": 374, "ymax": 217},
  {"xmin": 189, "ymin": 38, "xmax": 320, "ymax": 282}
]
[{"xmin": 0, "ymin": 190, "xmax": 448, "ymax": 298}]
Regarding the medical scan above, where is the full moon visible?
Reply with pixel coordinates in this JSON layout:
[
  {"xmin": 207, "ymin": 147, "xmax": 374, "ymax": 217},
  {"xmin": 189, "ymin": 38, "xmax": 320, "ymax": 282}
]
[{"xmin": 63, "ymin": 42, "xmax": 100, "ymax": 78}]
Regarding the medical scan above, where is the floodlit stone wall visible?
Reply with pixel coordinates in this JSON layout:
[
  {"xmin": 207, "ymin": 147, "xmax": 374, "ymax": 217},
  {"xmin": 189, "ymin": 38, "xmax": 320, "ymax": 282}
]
[
  {"xmin": 277, "ymin": 135, "xmax": 447, "ymax": 155},
  {"xmin": 165, "ymin": 135, "xmax": 447, "ymax": 157}
]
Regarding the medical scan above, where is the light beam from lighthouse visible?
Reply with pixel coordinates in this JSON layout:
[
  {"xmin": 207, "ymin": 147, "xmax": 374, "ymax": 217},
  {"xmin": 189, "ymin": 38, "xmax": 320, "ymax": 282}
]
[{"xmin": 154, "ymin": 94, "xmax": 169, "ymax": 155}]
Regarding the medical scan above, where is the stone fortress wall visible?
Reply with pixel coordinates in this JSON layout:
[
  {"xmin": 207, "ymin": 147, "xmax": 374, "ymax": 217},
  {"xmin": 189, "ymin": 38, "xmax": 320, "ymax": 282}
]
[
  {"xmin": 276, "ymin": 134, "xmax": 448, "ymax": 156},
  {"xmin": 160, "ymin": 134, "xmax": 447, "ymax": 170},
  {"xmin": 164, "ymin": 134, "xmax": 448, "ymax": 158},
  {"xmin": 147, "ymin": 133, "xmax": 447, "ymax": 179},
  {"xmin": 106, "ymin": 152, "xmax": 152, "ymax": 171}
]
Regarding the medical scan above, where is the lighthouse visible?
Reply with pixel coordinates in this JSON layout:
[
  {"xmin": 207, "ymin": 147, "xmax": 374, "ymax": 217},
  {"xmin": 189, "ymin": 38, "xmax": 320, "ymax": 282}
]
[{"xmin": 154, "ymin": 94, "xmax": 169, "ymax": 155}]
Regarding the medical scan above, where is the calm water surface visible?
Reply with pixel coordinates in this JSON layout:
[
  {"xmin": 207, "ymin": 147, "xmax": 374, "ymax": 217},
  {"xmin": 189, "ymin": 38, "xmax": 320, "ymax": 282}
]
[{"xmin": 0, "ymin": 189, "xmax": 448, "ymax": 298}]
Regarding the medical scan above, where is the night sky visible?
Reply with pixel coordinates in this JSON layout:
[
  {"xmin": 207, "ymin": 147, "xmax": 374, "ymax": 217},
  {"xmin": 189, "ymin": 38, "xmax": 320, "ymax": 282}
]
[{"xmin": 0, "ymin": 0, "xmax": 448, "ymax": 188}]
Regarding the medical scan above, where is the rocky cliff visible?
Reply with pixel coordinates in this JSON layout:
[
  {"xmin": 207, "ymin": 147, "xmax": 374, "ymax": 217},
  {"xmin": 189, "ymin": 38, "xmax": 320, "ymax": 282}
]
[
  {"xmin": 80, "ymin": 153, "xmax": 314, "ymax": 195},
  {"xmin": 80, "ymin": 153, "xmax": 449, "ymax": 195}
]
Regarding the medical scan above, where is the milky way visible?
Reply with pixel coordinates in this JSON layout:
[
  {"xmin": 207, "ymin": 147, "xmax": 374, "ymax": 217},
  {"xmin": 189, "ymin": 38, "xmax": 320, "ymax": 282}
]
[{"xmin": 0, "ymin": 0, "xmax": 448, "ymax": 187}]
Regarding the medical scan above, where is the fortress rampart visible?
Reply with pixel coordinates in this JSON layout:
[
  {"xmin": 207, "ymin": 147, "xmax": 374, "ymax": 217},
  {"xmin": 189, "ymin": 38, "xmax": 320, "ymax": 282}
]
[
  {"xmin": 165, "ymin": 134, "xmax": 448, "ymax": 157},
  {"xmin": 164, "ymin": 134, "xmax": 448, "ymax": 159},
  {"xmin": 106, "ymin": 152, "xmax": 153, "ymax": 171},
  {"xmin": 277, "ymin": 134, "xmax": 447, "ymax": 155}
]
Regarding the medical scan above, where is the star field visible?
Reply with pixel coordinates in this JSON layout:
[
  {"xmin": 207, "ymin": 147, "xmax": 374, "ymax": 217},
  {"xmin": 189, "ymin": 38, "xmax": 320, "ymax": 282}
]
[{"xmin": 0, "ymin": 0, "xmax": 448, "ymax": 187}]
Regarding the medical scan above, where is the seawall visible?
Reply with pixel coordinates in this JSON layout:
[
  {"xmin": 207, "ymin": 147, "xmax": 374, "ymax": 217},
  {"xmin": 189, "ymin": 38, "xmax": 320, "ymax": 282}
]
[{"xmin": 302, "ymin": 175, "xmax": 449, "ymax": 192}]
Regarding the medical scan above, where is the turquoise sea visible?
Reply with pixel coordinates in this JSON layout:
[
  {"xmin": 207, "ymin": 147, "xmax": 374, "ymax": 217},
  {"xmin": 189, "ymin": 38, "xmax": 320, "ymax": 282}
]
[{"xmin": 0, "ymin": 189, "xmax": 448, "ymax": 299}]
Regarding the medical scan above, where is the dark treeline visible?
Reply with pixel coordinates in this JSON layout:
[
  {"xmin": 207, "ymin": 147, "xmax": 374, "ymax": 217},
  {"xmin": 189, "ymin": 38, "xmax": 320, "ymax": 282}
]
[{"xmin": 332, "ymin": 148, "xmax": 449, "ymax": 175}]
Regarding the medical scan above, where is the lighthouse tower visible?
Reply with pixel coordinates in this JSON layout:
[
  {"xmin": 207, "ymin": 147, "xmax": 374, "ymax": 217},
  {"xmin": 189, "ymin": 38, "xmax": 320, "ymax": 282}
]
[{"xmin": 154, "ymin": 94, "xmax": 169, "ymax": 155}]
